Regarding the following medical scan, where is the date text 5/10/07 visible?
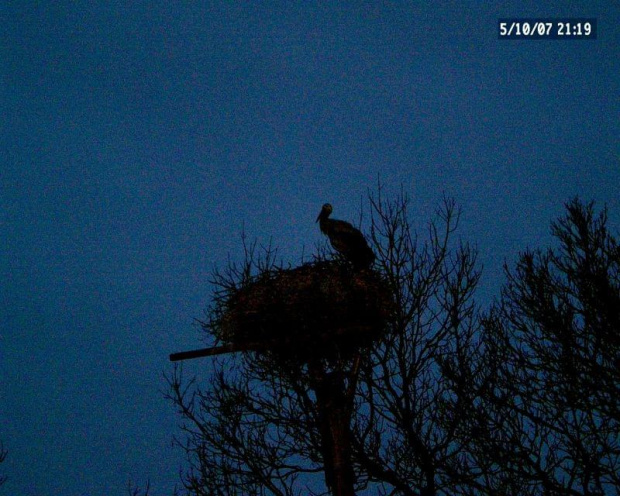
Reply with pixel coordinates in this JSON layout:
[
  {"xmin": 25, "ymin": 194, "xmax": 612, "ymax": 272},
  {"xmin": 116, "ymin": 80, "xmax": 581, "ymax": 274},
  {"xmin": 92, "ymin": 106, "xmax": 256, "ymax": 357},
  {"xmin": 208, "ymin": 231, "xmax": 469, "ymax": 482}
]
[{"xmin": 498, "ymin": 19, "xmax": 596, "ymax": 39}]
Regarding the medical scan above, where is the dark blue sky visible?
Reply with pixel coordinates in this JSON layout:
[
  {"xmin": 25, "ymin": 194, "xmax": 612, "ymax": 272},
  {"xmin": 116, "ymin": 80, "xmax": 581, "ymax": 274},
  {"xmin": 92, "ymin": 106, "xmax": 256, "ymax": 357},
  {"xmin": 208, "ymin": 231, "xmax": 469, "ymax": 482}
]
[{"xmin": 2, "ymin": 3, "xmax": 619, "ymax": 495}]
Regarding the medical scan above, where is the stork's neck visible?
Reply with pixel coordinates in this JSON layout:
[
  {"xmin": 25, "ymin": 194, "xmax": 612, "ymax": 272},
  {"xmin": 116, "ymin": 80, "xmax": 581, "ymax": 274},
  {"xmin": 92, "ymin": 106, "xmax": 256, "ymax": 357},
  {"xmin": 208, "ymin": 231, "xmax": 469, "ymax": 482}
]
[{"xmin": 318, "ymin": 213, "xmax": 331, "ymax": 235}]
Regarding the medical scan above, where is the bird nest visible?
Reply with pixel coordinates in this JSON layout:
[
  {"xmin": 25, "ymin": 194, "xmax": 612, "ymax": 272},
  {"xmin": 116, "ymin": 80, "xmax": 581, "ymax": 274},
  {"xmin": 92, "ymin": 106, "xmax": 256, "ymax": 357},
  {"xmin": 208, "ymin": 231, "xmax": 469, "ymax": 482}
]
[{"xmin": 213, "ymin": 261, "xmax": 393, "ymax": 363}]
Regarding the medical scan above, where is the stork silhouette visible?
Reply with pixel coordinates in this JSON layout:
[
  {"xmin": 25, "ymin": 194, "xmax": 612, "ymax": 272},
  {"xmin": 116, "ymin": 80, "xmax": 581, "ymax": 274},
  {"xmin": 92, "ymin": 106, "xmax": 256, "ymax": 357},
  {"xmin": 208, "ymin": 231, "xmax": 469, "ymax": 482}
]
[{"xmin": 316, "ymin": 203, "xmax": 376, "ymax": 269}]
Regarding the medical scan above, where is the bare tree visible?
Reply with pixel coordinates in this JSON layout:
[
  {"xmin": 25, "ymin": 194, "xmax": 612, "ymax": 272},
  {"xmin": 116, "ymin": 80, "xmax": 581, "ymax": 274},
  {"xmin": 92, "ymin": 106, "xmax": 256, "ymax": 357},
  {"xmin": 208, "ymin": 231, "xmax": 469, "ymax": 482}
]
[
  {"xmin": 477, "ymin": 199, "xmax": 620, "ymax": 495},
  {"xmin": 350, "ymin": 190, "xmax": 496, "ymax": 495},
  {"xmin": 127, "ymin": 480, "xmax": 152, "ymax": 496},
  {"xmin": 166, "ymin": 194, "xmax": 620, "ymax": 495},
  {"xmin": 0, "ymin": 442, "xmax": 6, "ymax": 487},
  {"xmin": 167, "ymin": 189, "xmax": 488, "ymax": 495}
]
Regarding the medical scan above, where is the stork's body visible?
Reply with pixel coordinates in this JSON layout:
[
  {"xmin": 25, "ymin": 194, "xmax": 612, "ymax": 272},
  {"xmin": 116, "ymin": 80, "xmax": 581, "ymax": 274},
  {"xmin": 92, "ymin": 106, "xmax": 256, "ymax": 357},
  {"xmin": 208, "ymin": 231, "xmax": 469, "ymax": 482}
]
[{"xmin": 316, "ymin": 204, "xmax": 376, "ymax": 269}]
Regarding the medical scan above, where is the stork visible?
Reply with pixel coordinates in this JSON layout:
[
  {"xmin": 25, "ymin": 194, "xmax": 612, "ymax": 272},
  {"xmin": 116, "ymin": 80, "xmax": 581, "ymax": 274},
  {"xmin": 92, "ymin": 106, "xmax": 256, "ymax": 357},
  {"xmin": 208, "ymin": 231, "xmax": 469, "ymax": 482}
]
[{"xmin": 316, "ymin": 203, "xmax": 376, "ymax": 269}]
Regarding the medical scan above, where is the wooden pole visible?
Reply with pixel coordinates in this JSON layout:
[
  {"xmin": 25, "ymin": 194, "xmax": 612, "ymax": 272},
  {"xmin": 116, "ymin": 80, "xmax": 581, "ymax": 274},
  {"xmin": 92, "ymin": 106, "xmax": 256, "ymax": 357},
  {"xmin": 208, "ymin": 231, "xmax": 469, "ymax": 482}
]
[
  {"xmin": 169, "ymin": 342, "xmax": 265, "ymax": 361},
  {"xmin": 170, "ymin": 335, "xmax": 366, "ymax": 496},
  {"xmin": 312, "ymin": 363, "xmax": 358, "ymax": 496},
  {"xmin": 169, "ymin": 326, "xmax": 372, "ymax": 362}
]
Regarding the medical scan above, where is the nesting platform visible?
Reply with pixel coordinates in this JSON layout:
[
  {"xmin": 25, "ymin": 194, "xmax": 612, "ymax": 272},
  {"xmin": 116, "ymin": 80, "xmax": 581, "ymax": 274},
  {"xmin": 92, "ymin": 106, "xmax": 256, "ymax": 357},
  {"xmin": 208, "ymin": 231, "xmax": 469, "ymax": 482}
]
[{"xmin": 212, "ymin": 261, "xmax": 393, "ymax": 363}]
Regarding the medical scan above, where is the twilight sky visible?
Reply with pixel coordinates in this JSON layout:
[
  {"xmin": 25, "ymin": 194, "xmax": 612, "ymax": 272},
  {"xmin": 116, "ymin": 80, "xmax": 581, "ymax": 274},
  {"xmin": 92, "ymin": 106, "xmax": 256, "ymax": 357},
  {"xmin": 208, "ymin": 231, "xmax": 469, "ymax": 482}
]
[{"xmin": 1, "ymin": 2, "xmax": 619, "ymax": 495}]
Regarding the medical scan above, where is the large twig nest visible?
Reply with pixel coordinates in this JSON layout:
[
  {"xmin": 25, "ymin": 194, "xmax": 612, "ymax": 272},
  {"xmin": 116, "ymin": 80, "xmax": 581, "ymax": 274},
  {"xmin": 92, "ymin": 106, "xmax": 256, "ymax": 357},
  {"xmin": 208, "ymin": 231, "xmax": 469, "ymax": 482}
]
[{"xmin": 214, "ymin": 261, "xmax": 393, "ymax": 363}]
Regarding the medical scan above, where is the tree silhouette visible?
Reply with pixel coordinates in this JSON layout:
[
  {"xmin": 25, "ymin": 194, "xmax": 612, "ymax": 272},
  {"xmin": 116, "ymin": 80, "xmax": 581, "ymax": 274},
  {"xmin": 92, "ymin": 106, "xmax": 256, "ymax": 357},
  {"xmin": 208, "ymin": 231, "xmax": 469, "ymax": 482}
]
[
  {"xmin": 0, "ymin": 442, "xmax": 6, "ymax": 487},
  {"xmin": 349, "ymin": 192, "xmax": 493, "ymax": 495},
  {"xmin": 477, "ymin": 199, "xmax": 620, "ymax": 495},
  {"xmin": 166, "ymin": 195, "xmax": 620, "ymax": 496},
  {"xmin": 167, "ymin": 190, "xmax": 489, "ymax": 496}
]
